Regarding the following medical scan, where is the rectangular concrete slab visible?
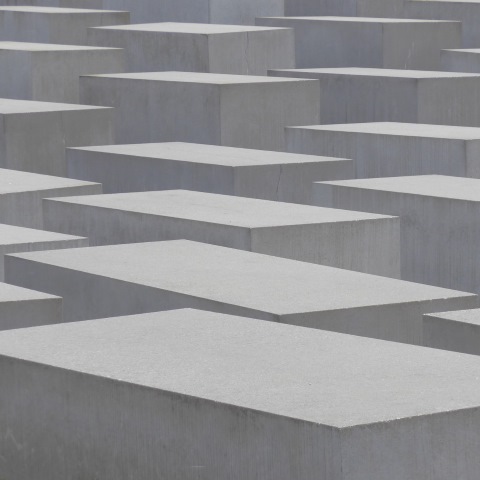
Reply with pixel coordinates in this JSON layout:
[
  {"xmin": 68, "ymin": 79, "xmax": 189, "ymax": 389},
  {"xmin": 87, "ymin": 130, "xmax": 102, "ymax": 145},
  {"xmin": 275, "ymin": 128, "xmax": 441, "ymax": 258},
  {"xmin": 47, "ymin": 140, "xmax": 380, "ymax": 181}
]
[
  {"xmin": 4, "ymin": 308, "xmax": 480, "ymax": 479},
  {"xmin": 88, "ymin": 23, "xmax": 295, "ymax": 75},
  {"xmin": 79, "ymin": 72, "xmax": 320, "ymax": 151},
  {"xmin": 43, "ymin": 189, "xmax": 400, "ymax": 277},
  {"xmin": 66, "ymin": 142, "xmax": 354, "ymax": 204},
  {"xmin": 441, "ymin": 48, "xmax": 480, "ymax": 73},
  {"xmin": 4, "ymin": 239, "xmax": 477, "ymax": 345},
  {"xmin": 0, "ymin": 168, "xmax": 101, "ymax": 228},
  {"xmin": 313, "ymin": 175, "xmax": 480, "ymax": 294},
  {"xmin": 257, "ymin": 16, "xmax": 461, "ymax": 70},
  {"xmin": 270, "ymin": 67, "xmax": 480, "ymax": 125},
  {"xmin": 283, "ymin": 0, "xmax": 406, "ymax": 17},
  {"xmin": 286, "ymin": 122, "xmax": 480, "ymax": 178},
  {"xmin": 0, "ymin": 42, "xmax": 125, "ymax": 103}
]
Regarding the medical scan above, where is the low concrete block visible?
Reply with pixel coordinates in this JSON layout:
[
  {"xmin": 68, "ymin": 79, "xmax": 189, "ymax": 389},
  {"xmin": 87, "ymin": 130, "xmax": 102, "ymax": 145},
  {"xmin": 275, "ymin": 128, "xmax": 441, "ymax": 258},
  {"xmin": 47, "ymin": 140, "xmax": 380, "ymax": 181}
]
[
  {"xmin": 441, "ymin": 49, "xmax": 480, "ymax": 73},
  {"xmin": 88, "ymin": 23, "xmax": 294, "ymax": 75},
  {"xmin": 66, "ymin": 142, "xmax": 353, "ymax": 203},
  {"xmin": 79, "ymin": 72, "xmax": 319, "ymax": 151},
  {"xmin": 286, "ymin": 122, "xmax": 480, "ymax": 178}
]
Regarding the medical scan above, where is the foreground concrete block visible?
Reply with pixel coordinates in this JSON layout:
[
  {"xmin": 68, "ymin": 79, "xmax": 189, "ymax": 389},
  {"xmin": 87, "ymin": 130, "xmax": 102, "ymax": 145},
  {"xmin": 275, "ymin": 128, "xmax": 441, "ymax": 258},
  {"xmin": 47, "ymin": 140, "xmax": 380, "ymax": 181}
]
[
  {"xmin": 314, "ymin": 175, "xmax": 480, "ymax": 294},
  {"xmin": 79, "ymin": 72, "xmax": 319, "ymax": 151},
  {"xmin": 5, "ymin": 240, "xmax": 477, "ymax": 345},
  {"xmin": 286, "ymin": 122, "xmax": 480, "ymax": 178},
  {"xmin": 257, "ymin": 16, "xmax": 460, "ymax": 70},
  {"xmin": 0, "ymin": 7, "xmax": 130, "ymax": 45},
  {"xmin": 0, "ymin": 168, "xmax": 101, "ymax": 228},
  {"xmin": 0, "ymin": 42, "xmax": 125, "ymax": 103},
  {"xmin": 271, "ymin": 68, "xmax": 480, "ymax": 125},
  {"xmin": 43, "ymin": 190, "xmax": 400, "ymax": 277},
  {"xmin": 66, "ymin": 142, "xmax": 353, "ymax": 203},
  {"xmin": 441, "ymin": 49, "xmax": 480, "ymax": 73},
  {"xmin": 88, "ymin": 23, "xmax": 294, "ymax": 75}
]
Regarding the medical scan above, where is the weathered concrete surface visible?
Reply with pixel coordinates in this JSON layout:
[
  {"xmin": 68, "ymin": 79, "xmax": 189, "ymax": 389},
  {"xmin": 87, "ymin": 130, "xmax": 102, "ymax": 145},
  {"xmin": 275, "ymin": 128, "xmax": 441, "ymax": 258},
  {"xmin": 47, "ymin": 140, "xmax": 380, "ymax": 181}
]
[
  {"xmin": 5, "ymin": 240, "xmax": 477, "ymax": 345},
  {"xmin": 283, "ymin": 0, "xmax": 406, "ymax": 17},
  {"xmin": 286, "ymin": 122, "xmax": 480, "ymax": 178},
  {"xmin": 441, "ymin": 49, "xmax": 480, "ymax": 73},
  {"xmin": 43, "ymin": 190, "xmax": 400, "ymax": 277},
  {"xmin": 79, "ymin": 72, "xmax": 320, "ymax": 151},
  {"xmin": 88, "ymin": 23, "xmax": 295, "ymax": 75},
  {"xmin": 66, "ymin": 142, "xmax": 353, "ymax": 203},
  {"xmin": 257, "ymin": 16, "xmax": 460, "ymax": 70}
]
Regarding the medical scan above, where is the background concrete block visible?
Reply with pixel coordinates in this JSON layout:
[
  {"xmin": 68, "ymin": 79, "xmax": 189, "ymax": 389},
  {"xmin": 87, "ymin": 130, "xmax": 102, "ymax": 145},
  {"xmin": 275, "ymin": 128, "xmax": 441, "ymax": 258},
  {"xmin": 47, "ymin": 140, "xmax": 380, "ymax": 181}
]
[
  {"xmin": 66, "ymin": 142, "xmax": 354, "ymax": 203},
  {"xmin": 313, "ymin": 175, "xmax": 480, "ymax": 294},
  {"xmin": 441, "ymin": 49, "xmax": 480, "ymax": 73},
  {"xmin": 0, "ymin": 168, "xmax": 101, "ymax": 229},
  {"xmin": 5, "ymin": 240, "xmax": 477, "ymax": 345},
  {"xmin": 257, "ymin": 16, "xmax": 460, "ymax": 70},
  {"xmin": 0, "ymin": 98, "xmax": 113, "ymax": 176},
  {"xmin": 88, "ymin": 23, "xmax": 295, "ymax": 75},
  {"xmin": 286, "ymin": 122, "xmax": 480, "ymax": 178},
  {"xmin": 270, "ymin": 67, "xmax": 480, "ymax": 125},
  {"xmin": 43, "ymin": 190, "xmax": 400, "ymax": 277},
  {"xmin": 0, "ymin": 42, "xmax": 125, "ymax": 103},
  {"xmin": 284, "ymin": 0, "xmax": 406, "ymax": 17},
  {"xmin": 79, "ymin": 72, "xmax": 320, "ymax": 151},
  {"xmin": 0, "ymin": 7, "xmax": 130, "ymax": 45}
]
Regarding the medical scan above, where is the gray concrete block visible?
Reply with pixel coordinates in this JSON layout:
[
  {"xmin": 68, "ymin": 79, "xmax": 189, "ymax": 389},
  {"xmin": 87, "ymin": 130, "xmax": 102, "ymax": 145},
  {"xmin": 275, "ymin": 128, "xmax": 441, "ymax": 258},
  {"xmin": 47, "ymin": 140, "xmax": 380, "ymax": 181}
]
[
  {"xmin": 0, "ymin": 6, "xmax": 130, "ymax": 45},
  {"xmin": 270, "ymin": 67, "xmax": 480, "ymax": 125},
  {"xmin": 286, "ymin": 122, "xmax": 480, "ymax": 178},
  {"xmin": 313, "ymin": 175, "xmax": 480, "ymax": 294},
  {"xmin": 441, "ymin": 49, "xmax": 480, "ymax": 73},
  {"xmin": 0, "ymin": 168, "xmax": 101, "ymax": 229},
  {"xmin": 0, "ymin": 42, "xmax": 125, "ymax": 103},
  {"xmin": 4, "ymin": 240, "xmax": 477, "ymax": 345},
  {"xmin": 87, "ymin": 23, "xmax": 295, "ymax": 75},
  {"xmin": 5, "ymin": 309, "xmax": 480, "ymax": 479},
  {"xmin": 284, "ymin": 0, "xmax": 406, "ymax": 17},
  {"xmin": 66, "ymin": 142, "xmax": 353, "ymax": 203},
  {"xmin": 79, "ymin": 72, "xmax": 320, "ymax": 151},
  {"xmin": 0, "ymin": 98, "xmax": 113, "ymax": 176},
  {"xmin": 43, "ymin": 190, "xmax": 400, "ymax": 277},
  {"xmin": 257, "ymin": 16, "xmax": 460, "ymax": 70},
  {"xmin": 0, "ymin": 281, "xmax": 61, "ymax": 330}
]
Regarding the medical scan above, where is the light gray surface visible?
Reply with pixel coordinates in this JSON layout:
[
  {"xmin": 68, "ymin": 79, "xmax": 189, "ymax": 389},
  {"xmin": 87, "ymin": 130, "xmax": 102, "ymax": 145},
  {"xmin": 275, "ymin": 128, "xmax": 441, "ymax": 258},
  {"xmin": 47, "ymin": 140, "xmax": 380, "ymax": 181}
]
[
  {"xmin": 43, "ymin": 190, "xmax": 400, "ymax": 276},
  {"xmin": 286, "ymin": 122, "xmax": 480, "ymax": 178},
  {"xmin": 88, "ymin": 23, "xmax": 295, "ymax": 75},
  {"xmin": 441, "ymin": 49, "xmax": 480, "ymax": 73},
  {"xmin": 66, "ymin": 142, "xmax": 352, "ymax": 203},
  {"xmin": 283, "ymin": 0, "xmax": 406, "ymax": 16},
  {"xmin": 79, "ymin": 72, "xmax": 320, "ymax": 151},
  {"xmin": 5, "ymin": 240, "xmax": 477, "ymax": 345},
  {"xmin": 4, "ymin": 308, "xmax": 480, "ymax": 479}
]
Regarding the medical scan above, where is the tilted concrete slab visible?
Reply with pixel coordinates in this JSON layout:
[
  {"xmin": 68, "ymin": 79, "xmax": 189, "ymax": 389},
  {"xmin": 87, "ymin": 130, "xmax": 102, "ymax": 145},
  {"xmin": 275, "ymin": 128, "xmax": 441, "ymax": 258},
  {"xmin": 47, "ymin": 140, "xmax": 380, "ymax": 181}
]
[
  {"xmin": 79, "ymin": 72, "xmax": 320, "ymax": 151},
  {"xmin": 270, "ymin": 67, "xmax": 480, "ymax": 126},
  {"xmin": 314, "ymin": 175, "xmax": 480, "ymax": 294},
  {"xmin": 66, "ymin": 142, "xmax": 353, "ymax": 203},
  {"xmin": 4, "ymin": 309, "xmax": 480, "ymax": 479},
  {"xmin": 0, "ymin": 7, "xmax": 130, "ymax": 46},
  {"xmin": 441, "ymin": 49, "xmax": 480, "ymax": 73},
  {"xmin": 0, "ymin": 168, "xmax": 101, "ymax": 229},
  {"xmin": 0, "ymin": 98, "xmax": 113, "ymax": 176},
  {"xmin": 88, "ymin": 23, "xmax": 295, "ymax": 75},
  {"xmin": 286, "ymin": 122, "xmax": 480, "ymax": 178},
  {"xmin": 0, "ymin": 42, "xmax": 125, "ymax": 103},
  {"xmin": 257, "ymin": 16, "xmax": 460, "ymax": 70},
  {"xmin": 43, "ymin": 190, "xmax": 400, "ymax": 277},
  {"xmin": 4, "ymin": 240, "xmax": 477, "ymax": 345}
]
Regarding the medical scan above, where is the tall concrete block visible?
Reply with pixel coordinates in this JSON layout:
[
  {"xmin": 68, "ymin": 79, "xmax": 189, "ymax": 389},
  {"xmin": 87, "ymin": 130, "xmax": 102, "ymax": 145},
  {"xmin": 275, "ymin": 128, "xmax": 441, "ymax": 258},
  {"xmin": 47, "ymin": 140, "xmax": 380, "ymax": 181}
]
[
  {"xmin": 0, "ymin": 42, "xmax": 125, "ymax": 103},
  {"xmin": 283, "ymin": 0, "xmax": 406, "ymax": 16},
  {"xmin": 5, "ymin": 240, "xmax": 477, "ymax": 345},
  {"xmin": 43, "ymin": 190, "xmax": 400, "ymax": 277},
  {"xmin": 79, "ymin": 72, "xmax": 320, "ymax": 151},
  {"xmin": 66, "ymin": 142, "xmax": 353, "ymax": 203},
  {"xmin": 88, "ymin": 23, "xmax": 295, "ymax": 75},
  {"xmin": 257, "ymin": 16, "xmax": 460, "ymax": 70},
  {"xmin": 0, "ymin": 7, "xmax": 130, "ymax": 45},
  {"xmin": 271, "ymin": 67, "xmax": 480, "ymax": 125},
  {"xmin": 0, "ymin": 98, "xmax": 113, "ymax": 176},
  {"xmin": 441, "ymin": 49, "xmax": 480, "ymax": 73},
  {"xmin": 286, "ymin": 122, "xmax": 480, "ymax": 178},
  {"xmin": 0, "ymin": 168, "xmax": 101, "ymax": 229},
  {"xmin": 313, "ymin": 175, "xmax": 480, "ymax": 294}
]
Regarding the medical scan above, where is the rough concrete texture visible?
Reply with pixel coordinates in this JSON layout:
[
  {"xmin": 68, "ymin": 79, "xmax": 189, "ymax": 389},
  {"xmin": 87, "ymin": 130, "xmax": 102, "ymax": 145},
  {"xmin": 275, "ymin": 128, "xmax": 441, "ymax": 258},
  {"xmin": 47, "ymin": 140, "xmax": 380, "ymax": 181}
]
[
  {"xmin": 4, "ymin": 240, "xmax": 477, "ymax": 345},
  {"xmin": 66, "ymin": 142, "xmax": 353, "ymax": 203},
  {"xmin": 441, "ymin": 49, "xmax": 480, "ymax": 73},
  {"xmin": 88, "ymin": 23, "xmax": 295, "ymax": 75}
]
